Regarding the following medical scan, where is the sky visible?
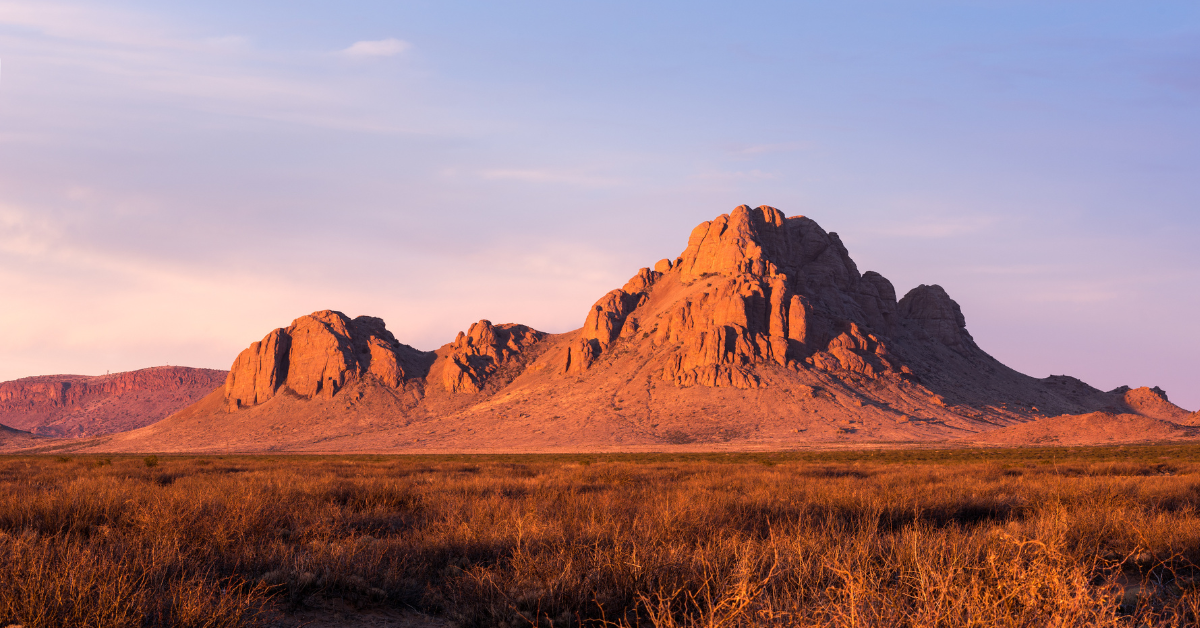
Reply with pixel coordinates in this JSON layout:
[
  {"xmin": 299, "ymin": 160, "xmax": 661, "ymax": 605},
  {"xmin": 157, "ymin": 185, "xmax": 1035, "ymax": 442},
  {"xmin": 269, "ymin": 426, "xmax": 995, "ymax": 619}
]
[{"xmin": 1, "ymin": 1, "xmax": 1198, "ymax": 409}]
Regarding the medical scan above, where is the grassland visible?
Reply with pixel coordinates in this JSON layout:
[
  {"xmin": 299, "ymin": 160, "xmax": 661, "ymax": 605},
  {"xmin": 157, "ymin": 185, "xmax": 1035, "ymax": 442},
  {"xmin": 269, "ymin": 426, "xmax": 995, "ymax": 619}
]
[{"xmin": 3, "ymin": 445, "xmax": 1200, "ymax": 627}]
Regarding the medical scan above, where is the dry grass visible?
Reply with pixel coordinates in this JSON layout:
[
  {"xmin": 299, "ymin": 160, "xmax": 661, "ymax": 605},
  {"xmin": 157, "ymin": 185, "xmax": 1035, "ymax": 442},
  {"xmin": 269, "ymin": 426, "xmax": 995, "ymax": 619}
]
[{"xmin": 3, "ymin": 446, "xmax": 1200, "ymax": 627}]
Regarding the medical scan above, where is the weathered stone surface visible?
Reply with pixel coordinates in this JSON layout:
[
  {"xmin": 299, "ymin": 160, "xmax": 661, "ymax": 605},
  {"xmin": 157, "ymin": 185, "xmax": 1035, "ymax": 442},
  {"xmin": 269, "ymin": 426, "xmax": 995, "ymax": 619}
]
[
  {"xmin": 561, "ymin": 267, "xmax": 660, "ymax": 374},
  {"xmin": 442, "ymin": 320, "xmax": 545, "ymax": 393},
  {"xmin": 1108, "ymin": 385, "xmax": 1191, "ymax": 422},
  {"xmin": 897, "ymin": 284, "xmax": 976, "ymax": 355},
  {"xmin": 226, "ymin": 328, "xmax": 289, "ymax": 409},
  {"xmin": 567, "ymin": 205, "xmax": 906, "ymax": 388},
  {"xmin": 0, "ymin": 367, "xmax": 228, "ymax": 437},
  {"xmin": 810, "ymin": 322, "xmax": 901, "ymax": 379},
  {"xmin": 224, "ymin": 310, "xmax": 433, "ymax": 410}
]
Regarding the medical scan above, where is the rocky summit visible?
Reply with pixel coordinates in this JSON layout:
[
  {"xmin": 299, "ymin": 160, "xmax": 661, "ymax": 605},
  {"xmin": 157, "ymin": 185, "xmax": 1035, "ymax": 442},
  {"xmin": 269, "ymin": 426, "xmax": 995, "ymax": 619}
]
[{"xmin": 65, "ymin": 206, "xmax": 1195, "ymax": 453}]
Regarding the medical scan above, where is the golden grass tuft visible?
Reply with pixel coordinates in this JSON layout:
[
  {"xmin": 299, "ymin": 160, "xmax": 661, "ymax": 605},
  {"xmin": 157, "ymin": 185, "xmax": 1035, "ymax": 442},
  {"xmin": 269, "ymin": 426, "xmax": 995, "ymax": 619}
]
[{"xmin": 1, "ymin": 446, "xmax": 1200, "ymax": 626}]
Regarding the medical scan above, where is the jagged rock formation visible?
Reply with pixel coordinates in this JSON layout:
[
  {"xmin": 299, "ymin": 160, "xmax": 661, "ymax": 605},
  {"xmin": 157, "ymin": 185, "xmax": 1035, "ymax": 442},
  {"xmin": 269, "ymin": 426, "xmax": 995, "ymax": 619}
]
[
  {"xmin": 225, "ymin": 310, "xmax": 433, "ymax": 411},
  {"xmin": 441, "ymin": 321, "xmax": 545, "ymax": 393},
  {"xmin": 556, "ymin": 206, "xmax": 937, "ymax": 389},
  {"xmin": 0, "ymin": 367, "xmax": 227, "ymax": 437},
  {"xmin": 564, "ymin": 268, "xmax": 659, "ymax": 376},
  {"xmin": 62, "ymin": 205, "xmax": 1196, "ymax": 454}
]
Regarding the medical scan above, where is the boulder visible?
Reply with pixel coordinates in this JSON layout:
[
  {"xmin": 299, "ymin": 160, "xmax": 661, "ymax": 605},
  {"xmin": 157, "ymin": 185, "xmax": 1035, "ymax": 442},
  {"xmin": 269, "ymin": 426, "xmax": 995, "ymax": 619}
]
[{"xmin": 1107, "ymin": 385, "xmax": 1191, "ymax": 422}]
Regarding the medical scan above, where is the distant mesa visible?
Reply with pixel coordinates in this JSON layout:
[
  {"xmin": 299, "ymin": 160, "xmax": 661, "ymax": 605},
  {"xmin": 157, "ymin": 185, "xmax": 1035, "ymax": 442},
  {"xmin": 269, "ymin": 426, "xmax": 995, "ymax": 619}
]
[
  {"xmin": 27, "ymin": 205, "xmax": 1196, "ymax": 453},
  {"xmin": 0, "ymin": 366, "xmax": 227, "ymax": 437}
]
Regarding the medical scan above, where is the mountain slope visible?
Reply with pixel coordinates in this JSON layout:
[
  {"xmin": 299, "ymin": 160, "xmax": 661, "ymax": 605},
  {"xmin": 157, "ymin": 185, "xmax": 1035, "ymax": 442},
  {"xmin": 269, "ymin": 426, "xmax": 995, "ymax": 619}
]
[{"xmin": 81, "ymin": 206, "xmax": 1194, "ymax": 453}]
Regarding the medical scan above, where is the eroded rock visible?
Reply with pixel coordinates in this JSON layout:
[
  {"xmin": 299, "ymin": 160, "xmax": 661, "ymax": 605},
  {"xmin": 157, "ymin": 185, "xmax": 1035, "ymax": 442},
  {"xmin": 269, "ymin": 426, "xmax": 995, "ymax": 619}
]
[
  {"xmin": 442, "ymin": 320, "xmax": 545, "ymax": 393},
  {"xmin": 224, "ymin": 310, "xmax": 433, "ymax": 410},
  {"xmin": 897, "ymin": 284, "xmax": 977, "ymax": 356},
  {"xmin": 565, "ymin": 205, "xmax": 908, "ymax": 388},
  {"xmin": 561, "ymin": 267, "xmax": 660, "ymax": 374}
]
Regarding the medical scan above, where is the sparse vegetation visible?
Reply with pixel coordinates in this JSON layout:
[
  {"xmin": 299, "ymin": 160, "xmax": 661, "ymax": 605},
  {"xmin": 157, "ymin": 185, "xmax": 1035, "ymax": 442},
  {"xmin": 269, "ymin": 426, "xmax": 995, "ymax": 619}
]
[{"xmin": 3, "ymin": 446, "xmax": 1200, "ymax": 627}]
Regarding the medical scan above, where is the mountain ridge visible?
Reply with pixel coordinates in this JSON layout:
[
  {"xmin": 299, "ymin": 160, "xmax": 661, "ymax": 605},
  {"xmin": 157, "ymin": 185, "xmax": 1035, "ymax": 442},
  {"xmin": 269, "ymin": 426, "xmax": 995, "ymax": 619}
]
[{"xmin": 39, "ymin": 205, "xmax": 1195, "ymax": 452}]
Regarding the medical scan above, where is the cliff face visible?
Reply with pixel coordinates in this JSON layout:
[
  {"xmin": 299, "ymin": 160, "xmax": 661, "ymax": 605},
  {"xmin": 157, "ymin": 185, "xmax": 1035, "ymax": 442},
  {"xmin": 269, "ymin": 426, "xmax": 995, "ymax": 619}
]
[
  {"xmin": 558, "ymin": 206, "xmax": 920, "ymax": 389},
  {"xmin": 80, "ymin": 206, "xmax": 1194, "ymax": 454},
  {"xmin": 223, "ymin": 310, "xmax": 434, "ymax": 412},
  {"xmin": 0, "ymin": 366, "xmax": 228, "ymax": 437}
]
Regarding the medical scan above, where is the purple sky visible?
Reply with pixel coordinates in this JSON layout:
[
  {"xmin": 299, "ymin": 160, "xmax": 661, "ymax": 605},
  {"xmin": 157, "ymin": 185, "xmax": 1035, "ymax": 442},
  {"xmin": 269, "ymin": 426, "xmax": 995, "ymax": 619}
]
[{"xmin": 1, "ymin": 1, "xmax": 1197, "ymax": 409}]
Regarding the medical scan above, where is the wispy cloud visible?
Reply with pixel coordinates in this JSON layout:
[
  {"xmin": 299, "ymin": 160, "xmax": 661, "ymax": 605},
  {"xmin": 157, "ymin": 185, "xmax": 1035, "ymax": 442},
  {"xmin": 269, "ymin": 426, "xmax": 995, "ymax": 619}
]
[
  {"xmin": 0, "ymin": 1, "xmax": 172, "ymax": 48},
  {"xmin": 723, "ymin": 141, "xmax": 809, "ymax": 156},
  {"xmin": 0, "ymin": 1, "xmax": 433, "ymax": 134},
  {"xmin": 480, "ymin": 168, "xmax": 623, "ymax": 188},
  {"xmin": 692, "ymin": 169, "xmax": 777, "ymax": 182},
  {"xmin": 1023, "ymin": 284, "xmax": 1121, "ymax": 304},
  {"xmin": 341, "ymin": 38, "xmax": 411, "ymax": 58},
  {"xmin": 874, "ymin": 215, "xmax": 998, "ymax": 239}
]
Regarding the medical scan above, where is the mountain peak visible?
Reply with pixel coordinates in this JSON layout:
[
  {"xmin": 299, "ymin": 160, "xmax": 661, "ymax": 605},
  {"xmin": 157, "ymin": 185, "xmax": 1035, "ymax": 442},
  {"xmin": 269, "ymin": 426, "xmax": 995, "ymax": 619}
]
[{"xmin": 84, "ymin": 205, "xmax": 1195, "ymax": 454}]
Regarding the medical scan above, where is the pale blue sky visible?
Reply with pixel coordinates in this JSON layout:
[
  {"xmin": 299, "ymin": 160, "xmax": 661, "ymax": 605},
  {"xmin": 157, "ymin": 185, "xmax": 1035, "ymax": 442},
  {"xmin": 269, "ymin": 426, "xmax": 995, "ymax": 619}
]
[{"xmin": 1, "ymin": 1, "xmax": 1198, "ymax": 408}]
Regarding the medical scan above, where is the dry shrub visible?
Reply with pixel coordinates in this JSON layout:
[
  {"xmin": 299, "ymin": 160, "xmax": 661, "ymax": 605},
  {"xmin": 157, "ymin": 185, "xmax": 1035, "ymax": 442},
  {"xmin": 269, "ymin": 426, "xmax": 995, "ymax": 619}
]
[{"xmin": 0, "ymin": 449, "xmax": 1199, "ymax": 627}]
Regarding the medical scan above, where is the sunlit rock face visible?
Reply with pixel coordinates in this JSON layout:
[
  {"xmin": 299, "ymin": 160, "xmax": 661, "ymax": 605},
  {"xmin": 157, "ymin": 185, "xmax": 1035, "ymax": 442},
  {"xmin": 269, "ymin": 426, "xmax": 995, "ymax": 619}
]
[
  {"xmin": 224, "ymin": 310, "xmax": 433, "ymax": 410},
  {"xmin": 441, "ymin": 320, "xmax": 545, "ymax": 393},
  {"xmin": 557, "ymin": 205, "xmax": 947, "ymax": 389}
]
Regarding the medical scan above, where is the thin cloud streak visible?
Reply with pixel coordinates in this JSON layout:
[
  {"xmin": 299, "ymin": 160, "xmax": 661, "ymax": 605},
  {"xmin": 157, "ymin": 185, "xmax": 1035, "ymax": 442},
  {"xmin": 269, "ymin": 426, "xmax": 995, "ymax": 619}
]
[
  {"xmin": 871, "ymin": 216, "xmax": 999, "ymax": 239},
  {"xmin": 341, "ymin": 38, "xmax": 411, "ymax": 58},
  {"xmin": 0, "ymin": 1, "xmax": 439, "ymax": 137},
  {"xmin": 480, "ymin": 168, "xmax": 626, "ymax": 188}
]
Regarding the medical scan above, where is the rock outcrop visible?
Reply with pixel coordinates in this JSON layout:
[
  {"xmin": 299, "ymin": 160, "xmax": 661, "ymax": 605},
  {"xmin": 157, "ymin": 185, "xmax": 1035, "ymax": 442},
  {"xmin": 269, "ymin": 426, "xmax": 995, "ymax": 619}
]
[
  {"xmin": 559, "ymin": 205, "xmax": 914, "ymax": 388},
  {"xmin": 563, "ymin": 268, "xmax": 659, "ymax": 376},
  {"xmin": 441, "ymin": 321, "xmax": 545, "ymax": 393},
  {"xmin": 897, "ymin": 284, "xmax": 979, "ymax": 357},
  {"xmin": 1107, "ymin": 386, "xmax": 1191, "ymax": 422},
  {"xmin": 225, "ymin": 310, "xmax": 433, "ymax": 410},
  {"xmin": 0, "ymin": 367, "xmax": 228, "ymax": 437}
]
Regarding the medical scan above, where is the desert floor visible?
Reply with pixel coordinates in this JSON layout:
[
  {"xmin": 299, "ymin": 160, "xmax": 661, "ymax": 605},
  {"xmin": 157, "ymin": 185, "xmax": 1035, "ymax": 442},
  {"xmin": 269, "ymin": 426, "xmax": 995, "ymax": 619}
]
[{"xmin": 4, "ymin": 445, "xmax": 1200, "ymax": 627}]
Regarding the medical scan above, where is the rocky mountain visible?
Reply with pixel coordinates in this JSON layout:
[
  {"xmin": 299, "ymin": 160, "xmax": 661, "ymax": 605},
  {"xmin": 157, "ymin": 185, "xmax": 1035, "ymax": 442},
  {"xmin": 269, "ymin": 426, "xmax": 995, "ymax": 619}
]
[
  {"xmin": 0, "ymin": 366, "xmax": 227, "ymax": 437},
  {"xmin": 74, "ymin": 206, "xmax": 1194, "ymax": 453}
]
